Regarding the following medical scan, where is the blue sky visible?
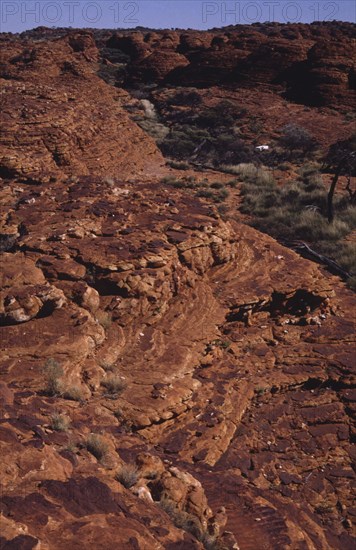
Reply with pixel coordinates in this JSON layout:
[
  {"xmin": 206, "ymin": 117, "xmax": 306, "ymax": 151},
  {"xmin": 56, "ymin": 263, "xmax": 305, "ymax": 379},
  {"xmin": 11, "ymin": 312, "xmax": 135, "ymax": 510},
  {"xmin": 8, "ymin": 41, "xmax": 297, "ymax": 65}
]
[{"xmin": 1, "ymin": 1, "xmax": 355, "ymax": 33}]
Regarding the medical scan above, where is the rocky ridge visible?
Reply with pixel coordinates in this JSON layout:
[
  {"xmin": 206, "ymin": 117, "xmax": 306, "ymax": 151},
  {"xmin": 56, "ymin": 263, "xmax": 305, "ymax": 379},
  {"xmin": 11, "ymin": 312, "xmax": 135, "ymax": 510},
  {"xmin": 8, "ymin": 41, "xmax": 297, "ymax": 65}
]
[
  {"xmin": 0, "ymin": 25, "xmax": 355, "ymax": 550},
  {"xmin": 104, "ymin": 22, "xmax": 355, "ymax": 109},
  {"xmin": 0, "ymin": 33, "xmax": 165, "ymax": 184}
]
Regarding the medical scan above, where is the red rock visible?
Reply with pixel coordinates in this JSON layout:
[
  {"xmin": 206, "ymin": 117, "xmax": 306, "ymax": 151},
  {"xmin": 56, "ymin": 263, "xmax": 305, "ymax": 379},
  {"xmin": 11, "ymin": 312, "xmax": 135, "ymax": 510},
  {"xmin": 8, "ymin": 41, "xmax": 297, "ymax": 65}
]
[
  {"xmin": 0, "ymin": 284, "xmax": 66, "ymax": 324},
  {"xmin": 288, "ymin": 38, "xmax": 356, "ymax": 108},
  {"xmin": 131, "ymin": 50, "xmax": 189, "ymax": 82},
  {"xmin": 0, "ymin": 36, "xmax": 164, "ymax": 183},
  {"xmin": 0, "ymin": 23, "xmax": 355, "ymax": 550}
]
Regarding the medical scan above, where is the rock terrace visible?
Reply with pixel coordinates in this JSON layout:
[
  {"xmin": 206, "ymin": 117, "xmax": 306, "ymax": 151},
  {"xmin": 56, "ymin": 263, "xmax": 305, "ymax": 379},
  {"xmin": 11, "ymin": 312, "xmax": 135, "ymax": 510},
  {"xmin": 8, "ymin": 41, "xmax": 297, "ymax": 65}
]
[{"xmin": 0, "ymin": 24, "xmax": 355, "ymax": 550}]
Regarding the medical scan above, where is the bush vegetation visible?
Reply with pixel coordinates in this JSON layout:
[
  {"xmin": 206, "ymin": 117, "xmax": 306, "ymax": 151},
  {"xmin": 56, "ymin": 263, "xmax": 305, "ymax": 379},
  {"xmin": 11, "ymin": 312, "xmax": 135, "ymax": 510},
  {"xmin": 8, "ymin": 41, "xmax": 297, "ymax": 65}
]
[
  {"xmin": 50, "ymin": 413, "xmax": 70, "ymax": 432},
  {"xmin": 113, "ymin": 407, "xmax": 123, "ymax": 420},
  {"xmin": 161, "ymin": 174, "xmax": 194, "ymax": 187},
  {"xmin": 153, "ymin": 95, "xmax": 252, "ymax": 166},
  {"xmin": 221, "ymin": 163, "xmax": 274, "ymax": 186},
  {"xmin": 238, "ymin": 163, "xmax": 356, "ymax": 289},
  {"xmin": 85, "ymin": 434, "xmax": 109, "ymax": 460},
  {"xmin": 324, "ymin": 134, "xmax": 356, "ymax": 176},
  {"xmin": 43, "ymin": 359, "xmax": 87, "ymax": 401},
  {"xmin": 101, "ymin": 375, "xmax": 127, "ymax": 395},
  {"xmin": 99, "ymin": 360, "xmax": 116, "ymax": 372},
  {"xmin": 43, "ymin": 359, "xmax": 64, "ymax": 396},
  {"xmin": 135, "ymin": 117, "xmax": 170, "ymax": 141},
  {"xmin": 160, "ymin": 125, "xmax": 210, "ymax": 159},
  {"xmin": 63, "ymin": 385, "xmax": 84, "ymax": 402},
  {"xmin": 97, "ymin": 46, "xmax": 130, "ymax": 86},
  {"xmin": 161, "ymin": 126, "xmax": 254, "ymax": 166},
  {"xmin": 196, "ymin": 186, "xmax": 229, "ymax": 203},
  {"xmin": 160, "ymin": 175, "xmax": 230, "ymax": 204},
  {"xmin": 160, "ymin": 498, "xmax": 203, "ymax": 539},
  {"xmin": 115, "ymin": 464, "xmax": 139, "ymax": 488},
  {"xmin": 159, "ymin": 498, "xmax": 224, "ymax": 549},
  {"xmin": 278, "ymin": 124, "xmax": 317, "ymax": 156},
  {"xmin": 166, "ymin": 160, "xmax": 190, "ymax": 170},
  {"xmin": 168, "ymin": 90, "xmax": 202, "ymax": 106}
]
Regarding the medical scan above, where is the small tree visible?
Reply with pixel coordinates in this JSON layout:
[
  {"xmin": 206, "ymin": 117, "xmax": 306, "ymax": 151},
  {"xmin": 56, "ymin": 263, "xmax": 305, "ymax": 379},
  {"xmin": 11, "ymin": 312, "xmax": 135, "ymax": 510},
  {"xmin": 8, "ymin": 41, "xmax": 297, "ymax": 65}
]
[
  {"xmin": 279, "ymin": 124, "xmax": 317, "ymax": 155},
  {"xmin": 324, "ymin": 134, "xmax": 356, "ymax": 177},
  {"xmin": 327, "ymin": 151, "xmax": 356, "ymax": 222}
]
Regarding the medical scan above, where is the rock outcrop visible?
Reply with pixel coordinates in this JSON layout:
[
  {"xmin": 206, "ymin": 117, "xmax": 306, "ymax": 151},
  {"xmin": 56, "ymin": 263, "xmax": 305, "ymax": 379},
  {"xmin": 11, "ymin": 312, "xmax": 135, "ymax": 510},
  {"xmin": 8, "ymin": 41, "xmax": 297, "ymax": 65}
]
[
  {"xmin": 285, "ymin": 38, "xmax": 356, "ymax": 107},
  {"xmin": 102, "ymin": 22, "xmax": 355, "ymax": 109},
  {"xmin": 0, "ymin": 24, "xmax": 355, "ymax": 550},
  {"xmin": 0, "ymin": 34, "xmax": 164, "ymax": 184}
]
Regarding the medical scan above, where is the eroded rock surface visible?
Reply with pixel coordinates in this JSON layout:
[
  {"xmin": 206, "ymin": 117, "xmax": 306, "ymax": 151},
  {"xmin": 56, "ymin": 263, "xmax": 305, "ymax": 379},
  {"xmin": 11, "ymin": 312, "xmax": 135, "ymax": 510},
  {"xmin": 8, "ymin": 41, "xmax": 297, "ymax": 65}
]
[
  {"xmin": 0, "ymin": 33, "xmax": 164, "ymax": 183},
  {"xmin": 105, "ymin": 22, "xmax": 355, "ymax": 109},
  {"xmin": 0, "ymin": 25, "xmax": 355, "ymax": 550}
]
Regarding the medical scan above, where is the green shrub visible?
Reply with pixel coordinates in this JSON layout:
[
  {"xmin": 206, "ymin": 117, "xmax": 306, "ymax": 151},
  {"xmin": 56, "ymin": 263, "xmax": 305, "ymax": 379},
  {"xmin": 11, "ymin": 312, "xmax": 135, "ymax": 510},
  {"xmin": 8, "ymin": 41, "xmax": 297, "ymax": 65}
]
[
  {"xmin": 63, "ymin": 385, "xmax": 84, "ymax": 402},
  {"xmin": 116, "ymin": 464, "xmax": 139, "ymax": 488},
  {"xmin": 339, "ymin": 205, "xmax": 356, "ymax": 228},
  {"xmin": 101, "ymin": 375, "xmax": 127, "ymax": 395},
  {"xmin": 221, "ymin": 164, "xmax": 275, "ymax": 187},
  {"xmin": 169, "ymin": 90, "xmax": 201, "ymax": 106},
  {"xmin": 99, "ymin": 360, "xmax": 116, "ymax": 373},
  {"xmin": 64, "ymin": 439, "xmax": 77, "ymax": 453},
  {"xmin": 210, "ymin": 182, "xmax": 224, "ymax": 189},
  {"xmin": 281, "ymin": 182, "xmax": 301, "ymax": 203},
  {"xmin": 196, "ymin": 189, "xmax": 215, "ymax": 199},
  {"xmin": 217, "ymin": 204, "xmax": 228, "ymax": 217},
  {"xmin": 324, "ymin": 134, "xmax": 356, "ymax": 176},
  {"xmin": 226, "ymin": 179, "xmax": 238, "ymax": 188},
  {"xmin": 161, "ymin": 175, "xmax": 181, "ymax": 185},
  {"xmin": 158, "ymin": 121, "xmax": 252, "ymax": 165},
  {"xmin": 97, "ymin": 62, "xmax": 127, "ymax": 87},
  {"xmin": 113, "ymin": 408, "xmax": 123, "ymax": 420},
  {"xmin": 221, "ymin": 162, "xmax": 256, "ymax": 178},
  {"xmin": 212, "ymin": 339, "xmax": 231, "ymax": 349},
  {"xmin": 136, "ymin": 118, "xmax": 170, "ymax": 141},
  {"xmin": 298, "ymin": 162, "xmax": 322, "ymax": 178},
  {"xmin": 167, "ymin": 160, "xmax": 190, "ymax": 170},
  {"xmin": 160, "ymin": 498, "xmax": 202, "ymax": 539},
  {"xmin": 336, "ymin": 243, "xmax": 356, "ymax": 274},
  {"xmin": 278, "ymin": 124, "xmax": 317, "ymax": 154},
  {"xmin": 239, "ymin": 167, "xmax": 355, "ymax": 288},
  {"xmin": 159, "ymin": 498, "xmax": 225, "ymax": 548},
  {"xmin": 200, "ymin": 533, "xmax": 224, "ymax": 550},
  {"xmin": 346, "ymin": 276, "xmax": 356, "ymax": 291},
  {"xmin": 318, "ymin": 241, "xmax": 356, "ymax": 277},
  {"xmin": 214, "ymin": 188, "xmax": 229, "ymax": 203},
  {"xmin": 50, "ymin": 413, "xmax": 70, "ymax": 432},
  {"xmin": 300, "ymin": 174, "xmax": 324, "ymax": 193},
  {"xmin": 43, "ymin": 359, "xmax": 63, "ymax": 396},
  {"xmin": 196, "ymin": 185, "xmax": 228, "ymax": 202},
  {"xmin": 255, "ymin": 169, "xmax": 275, "ymax": 187},
  {"xmin": 85, "ymin": 434, "xmax": 109, "ymax": 460},
  {"xmin": 160, "ymin": 125, "xmax": 210, "ymax": 160},
  {"xmin": 295, "ymin": 211, "xmax": 350, "ymax": 241}
]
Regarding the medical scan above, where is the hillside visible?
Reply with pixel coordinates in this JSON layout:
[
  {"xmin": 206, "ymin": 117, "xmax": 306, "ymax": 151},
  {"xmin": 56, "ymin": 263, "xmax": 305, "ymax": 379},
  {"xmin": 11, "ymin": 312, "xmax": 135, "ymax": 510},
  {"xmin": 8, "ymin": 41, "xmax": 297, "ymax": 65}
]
[{"xmin": 0, "ymin": 24, "xmax": 355, "ymax": 550}]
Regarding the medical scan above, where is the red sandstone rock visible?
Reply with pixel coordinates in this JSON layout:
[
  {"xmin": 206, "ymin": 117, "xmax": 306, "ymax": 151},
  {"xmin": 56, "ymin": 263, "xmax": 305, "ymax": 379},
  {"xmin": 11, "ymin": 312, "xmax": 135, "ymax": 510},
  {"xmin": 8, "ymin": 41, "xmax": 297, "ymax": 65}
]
[
  {"xmin": 0, "ymin": 34, "xmax": 164, "ymax": 183},
  {"xmin": 0, "ymin": 23, "xmax": 355, "ymax": 550},
  {"xmin": 131, "ymin": 50, "xmax": 190, "ymax": 82},
  {"xmin": 102, "ymin": 22, "xmax": 355, "ymax": 108}
]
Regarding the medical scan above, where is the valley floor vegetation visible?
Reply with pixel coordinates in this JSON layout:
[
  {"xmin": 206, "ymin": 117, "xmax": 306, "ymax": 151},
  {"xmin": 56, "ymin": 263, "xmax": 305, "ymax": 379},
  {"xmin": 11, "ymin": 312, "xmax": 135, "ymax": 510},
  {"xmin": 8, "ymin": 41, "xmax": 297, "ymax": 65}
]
[
  {"xmin": 123, "ymin": 81, "xmax": 355, "ymax": 289},
  {"xmin": 233, "ymin": 162, "xmax": 356, "ymax": 290},
  {"xmin": 161, "ymin": 161, "xmax": 356, "ymax": 290}
]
